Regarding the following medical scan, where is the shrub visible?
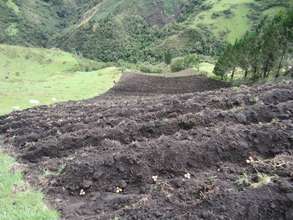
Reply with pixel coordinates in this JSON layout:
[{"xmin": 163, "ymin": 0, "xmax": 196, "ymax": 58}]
[
  {"xmin": 170, "ymin": 54, "xmax": 200, "ymax": 72},
  {"xmin": 170, "ymin": 58, "xmax": 185, "ymax": 72},
  {"xmin": 140, "ymin": 64, "xmax": 163, "ymax": 73},
  {"xmin": 164, "ymin": 50, "xmax": 172, "ymax": 65},
  {"xmin": 184, "ymin": 54, "xmax": 200, "ymax": 67}
]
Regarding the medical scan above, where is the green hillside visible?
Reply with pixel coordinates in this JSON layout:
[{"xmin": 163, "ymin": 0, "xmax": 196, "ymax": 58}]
[
  {"xmin": 0, "ymin": 44, "xmax": 121, "ymax": 115},
  {"xmin": 0, "ymin": 0, "xmax": 59, "ymax": 46},
  {"xmin": 0, "ymin": 0, "xmax": 290, "ymax": 63},
  {"xmin": 185, "ymin": 0, "xmax": 291, "ymax": 42},
  {"xmin": 0, "ymin": 0, "xmax": 98, "ymax": 46},
  {"xmin": 58, "ymin": 0, "xmax": 291, "ymax": 62}
]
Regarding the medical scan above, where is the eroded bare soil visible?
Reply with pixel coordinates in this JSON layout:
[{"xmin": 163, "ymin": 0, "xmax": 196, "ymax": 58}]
[{"xmin": 0, "ymin": 74, "xmax": 293, "ymax": 220}]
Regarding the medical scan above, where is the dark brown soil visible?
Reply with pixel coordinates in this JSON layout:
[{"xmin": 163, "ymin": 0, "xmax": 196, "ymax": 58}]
[
  {"xmin": 0, "ymin": 74, "xmax": 293, "ymax": 220},
  {"xmin": 104, "ymin": 71, "xmax": 230, "ymax": 96}
]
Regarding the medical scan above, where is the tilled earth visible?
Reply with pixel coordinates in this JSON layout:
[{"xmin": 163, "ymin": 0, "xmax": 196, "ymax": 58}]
[
  {"xmin": 105, "ymin": 72, "xmax": 230, "ymax": 96},
  {"xmin": 0, "ymin": 74, "xmax": 293, "ymax": 220}
]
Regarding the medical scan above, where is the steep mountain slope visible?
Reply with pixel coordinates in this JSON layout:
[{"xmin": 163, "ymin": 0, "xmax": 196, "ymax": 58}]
[
  {"xmin": 0, "ymin": 0, "xmax": 291, "ymax": 62},
  {"xmin": 58, "ymin": 0, "xmax": 292, "ymax": 62},
  {"xmin": 0, "ymin": 0, "xmax": 99, "ymax": 46},
  {"xmin": 151, "ymin": 0, "xmax": 292, "ymax": 58},
  {"xmin": 184, "ymin": 0, "xmax": 292, "ymax": 42},
  {"xmin": 55, "ymin": 0, "xmax": 198, "ymax": 62}
]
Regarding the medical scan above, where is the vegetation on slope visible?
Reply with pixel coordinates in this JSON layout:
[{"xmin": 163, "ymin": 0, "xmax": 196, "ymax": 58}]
[
  {"xmin": 0, "ymin": 44, "xmax": 121, "ymax": 115},
  {"xmin": 0, "ymin": 0, "xmax": 291, "ymax": 63},
  {"xmin": 214, "ymin": 9, "xmax": 293, "ymax": 81},
  {"xmin": 184, "ymin": 0, "xmax": 291, "ymax": 42},
  {"xmin": 0, "ymin": 0, "xmax": 100, "ymax": 47},
  {"xmin": 0, "ymin": 0, "xmax": 59, "ymax": 46},
  {"xmin": 58, "ymin": 0, "xmax": 291, "ymax": 62}
]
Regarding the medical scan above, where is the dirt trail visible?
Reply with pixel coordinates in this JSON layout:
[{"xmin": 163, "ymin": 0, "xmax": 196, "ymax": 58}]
[{"xmin": 0, "ymin": 75, "xmax": 293, "ymax": 220}]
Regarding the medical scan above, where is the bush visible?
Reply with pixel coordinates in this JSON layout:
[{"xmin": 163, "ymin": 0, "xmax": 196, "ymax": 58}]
[
  {"xmin": 170, "ymin": 58, "xmax": 185, "ymax": 72},
  {"xmin": 170, "ymin": 54, "xmax": 200, "ymax": 72},
  {"xmin": 184, "ymin": 54, "xmax": 200, "ymax": 67},
  {"xmin": 164, "ymin": 50, "xmax": 172, "ymax": 65},
  {"xmin": 139, "ymin": 64, "xmax": 163, "ymax": 73}
]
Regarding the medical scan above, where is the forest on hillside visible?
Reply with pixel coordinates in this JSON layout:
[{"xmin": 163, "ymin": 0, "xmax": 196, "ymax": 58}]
[{"xmin": 214, "ymin": 9, "xmax": 293, "ymax": 81}]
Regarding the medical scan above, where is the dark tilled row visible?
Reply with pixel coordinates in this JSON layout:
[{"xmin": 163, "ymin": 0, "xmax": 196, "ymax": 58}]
[
  {"xmin": 1, "ymin": 83, "xmax": 293, "ymax": 151},
  {"xmin": 3, "ymin": 98, "xmax": 293, "ymax": 163},
  {"xmin": 41, "ymin": 119, "xmax": 293, "ymax": 219}
]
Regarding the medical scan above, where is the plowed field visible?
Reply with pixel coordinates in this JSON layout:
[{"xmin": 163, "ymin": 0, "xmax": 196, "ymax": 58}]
[{"xmin": 1, "ymin": 74, "xmax": 293, "ymax": 220}]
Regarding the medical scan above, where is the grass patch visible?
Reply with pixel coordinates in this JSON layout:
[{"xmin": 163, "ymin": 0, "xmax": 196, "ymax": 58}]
[
  {"xmin": 0, "ymin": 44, "xmax": 121, "ymax": 115},
  {"xmin": 187, "ymin": 0, "xmax": 254, "ymax": 43},
  {"xmin": 0, "ymin": 153, "xmax": 59, "ymax": 220},
  {"xmin": 186, "ymin": 0, "xmax": 288, "ymax": 43}
]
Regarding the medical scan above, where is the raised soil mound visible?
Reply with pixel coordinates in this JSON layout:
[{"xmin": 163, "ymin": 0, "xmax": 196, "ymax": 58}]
[
  {"xmin": 105, "ymin": 72, "xmax": 230, "ymax": 96},
  {"xmin": 0, "ymin": 79, "xmax": 293, "ymax": 220}
]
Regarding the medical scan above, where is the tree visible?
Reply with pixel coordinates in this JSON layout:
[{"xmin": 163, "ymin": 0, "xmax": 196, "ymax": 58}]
[
  {"xmin": 164, "ymin": 50, "xmax": 172, "ymax": 65},
  {"xmin": 170, "ymin": 54, "xmax": 200, "ymax": 72},
  {"xmin": 213, "ymin": 8, "xmax": 293, "ymax": 81}
]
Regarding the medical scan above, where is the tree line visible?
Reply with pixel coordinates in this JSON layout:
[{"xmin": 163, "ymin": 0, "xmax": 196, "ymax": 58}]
[{"xmin": 213, "ymin": 9, "xmax": 293, "ymax": 81}]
